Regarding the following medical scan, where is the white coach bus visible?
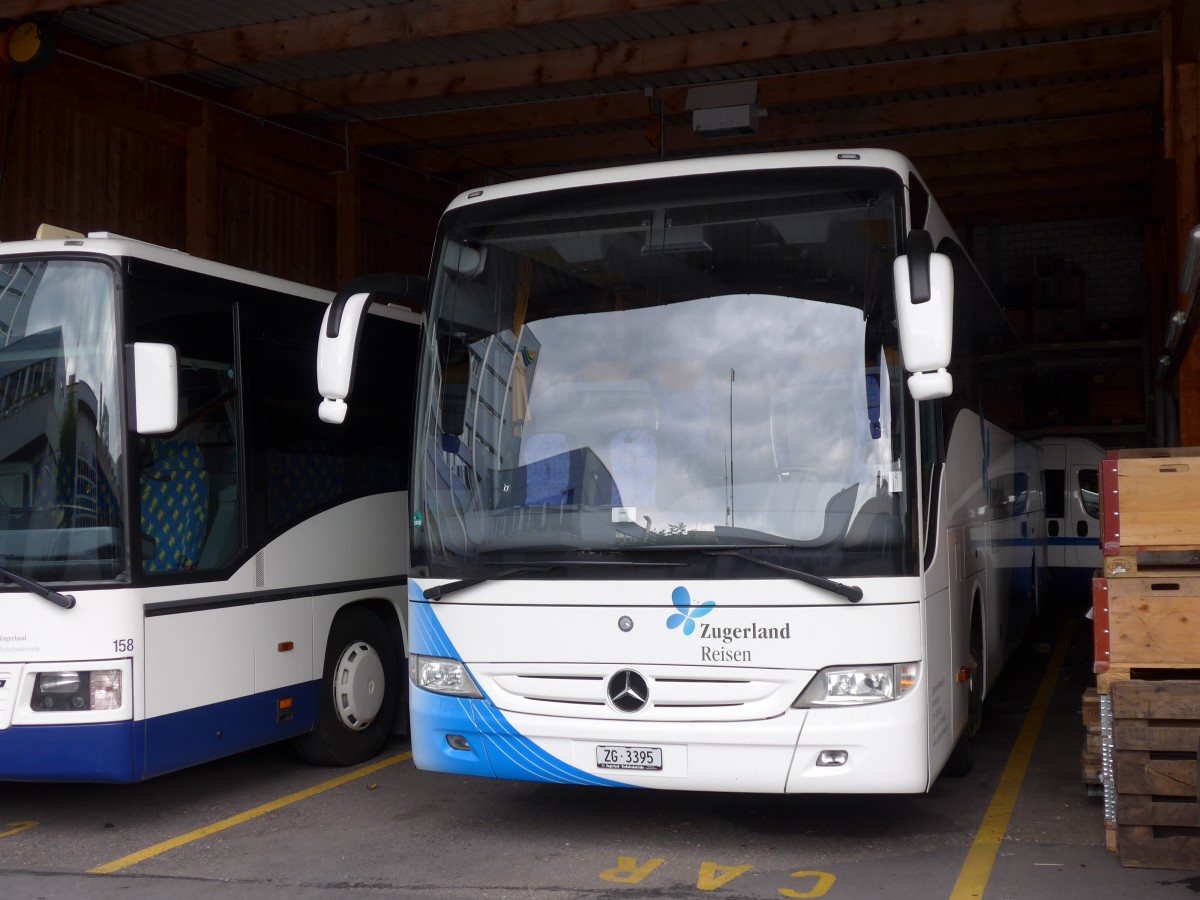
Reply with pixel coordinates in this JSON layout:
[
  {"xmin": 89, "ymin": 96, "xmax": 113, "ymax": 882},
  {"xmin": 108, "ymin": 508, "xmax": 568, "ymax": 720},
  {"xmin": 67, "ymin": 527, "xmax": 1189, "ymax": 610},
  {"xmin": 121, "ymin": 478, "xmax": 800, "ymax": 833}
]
[
  {"xmin": 0, "ymin": 228, "xmax": 418, "ymax": 782},
  {"xmin": 320, "ymin": 148, "xmax": 1042, "ymax": 792}
]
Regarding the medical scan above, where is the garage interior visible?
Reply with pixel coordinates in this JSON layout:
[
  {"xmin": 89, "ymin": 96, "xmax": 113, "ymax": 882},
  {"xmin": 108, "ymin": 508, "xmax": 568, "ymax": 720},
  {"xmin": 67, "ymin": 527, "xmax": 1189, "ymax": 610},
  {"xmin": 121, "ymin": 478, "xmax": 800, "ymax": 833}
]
[
  {"xmin": 0, "ymin": 0, "xmax": 1195, "ymax": 449},
  {"xmin": 1, "ymin": 0, "xmax": 1199, "ymax": 880}
]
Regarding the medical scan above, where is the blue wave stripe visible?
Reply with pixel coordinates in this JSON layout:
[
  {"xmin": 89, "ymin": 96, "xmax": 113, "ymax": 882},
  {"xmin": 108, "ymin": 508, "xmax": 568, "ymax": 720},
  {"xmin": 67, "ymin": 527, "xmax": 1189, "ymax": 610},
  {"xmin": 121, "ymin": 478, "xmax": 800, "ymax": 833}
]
[
  {"xmin": 409, "ymin": 581, "xmax": 629, "ymax": 788},
  {"xmin": 473, "ymin": 701, "xmax": 619, "ymax": 786}
]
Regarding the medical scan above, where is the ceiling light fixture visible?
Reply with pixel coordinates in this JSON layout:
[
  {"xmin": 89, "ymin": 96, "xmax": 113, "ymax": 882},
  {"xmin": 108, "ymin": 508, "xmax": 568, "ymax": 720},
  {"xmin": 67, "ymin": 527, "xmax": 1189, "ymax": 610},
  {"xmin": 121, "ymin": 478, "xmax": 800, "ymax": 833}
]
[{"xmin": 685, "ymin": 81, "xmax": 764, "ymax": 139}]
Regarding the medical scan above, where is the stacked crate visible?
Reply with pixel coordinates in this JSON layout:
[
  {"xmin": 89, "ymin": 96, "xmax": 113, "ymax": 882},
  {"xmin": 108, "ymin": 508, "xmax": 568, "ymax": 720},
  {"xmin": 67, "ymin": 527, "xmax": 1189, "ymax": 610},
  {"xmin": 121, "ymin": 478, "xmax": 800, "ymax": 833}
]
[{"xmin": 1093, "ymin": 448, "xmax": 1200, "ymax": 868}]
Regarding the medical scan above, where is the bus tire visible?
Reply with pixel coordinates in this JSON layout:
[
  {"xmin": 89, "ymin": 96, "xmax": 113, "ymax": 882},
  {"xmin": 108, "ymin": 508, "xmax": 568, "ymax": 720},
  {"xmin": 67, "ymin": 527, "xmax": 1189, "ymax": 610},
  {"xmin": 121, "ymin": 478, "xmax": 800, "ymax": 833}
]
[
  {"xmin": 294, "ymin": 606, "xmax": 397, "ymax": 767},
  {"xmin": 967, "ymin": 607, "xmax": 984, "ymax": 738},
  {"xmin": 942, "ymin": 729, "xmax": 974, "ymax": 777}
]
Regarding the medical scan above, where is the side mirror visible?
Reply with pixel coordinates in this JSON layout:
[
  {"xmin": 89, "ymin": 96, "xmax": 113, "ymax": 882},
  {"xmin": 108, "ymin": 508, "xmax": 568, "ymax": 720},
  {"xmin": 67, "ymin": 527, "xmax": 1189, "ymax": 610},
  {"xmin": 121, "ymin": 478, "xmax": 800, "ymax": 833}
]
[
  {"xmin": 130, "ymin": 342, "xmax": 178, "ymax": 434},
  {"xmin": 317, "ymin": 273, "xmax": 427, "ymax": 424},
  {"xmin": 894, "ymin": 229, "xmax": 954, "ymax": 401}
]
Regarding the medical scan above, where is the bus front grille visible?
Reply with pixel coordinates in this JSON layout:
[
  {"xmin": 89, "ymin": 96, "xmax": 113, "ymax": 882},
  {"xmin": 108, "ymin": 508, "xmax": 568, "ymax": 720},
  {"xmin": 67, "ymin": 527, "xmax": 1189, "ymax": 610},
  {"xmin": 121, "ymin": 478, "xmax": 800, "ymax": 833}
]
[{"xmin": 474, "ymin": 664, "xmax": 814, "ymax": 722}]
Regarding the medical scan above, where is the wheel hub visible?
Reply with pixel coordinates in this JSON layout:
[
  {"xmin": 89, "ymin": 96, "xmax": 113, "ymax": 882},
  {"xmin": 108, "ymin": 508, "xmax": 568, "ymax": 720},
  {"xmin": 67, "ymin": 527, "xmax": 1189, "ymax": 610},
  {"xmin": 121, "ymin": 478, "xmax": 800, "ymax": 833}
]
[{"xmin": 334, "ymin": 640, "xmax": 385, "ymax": 731}]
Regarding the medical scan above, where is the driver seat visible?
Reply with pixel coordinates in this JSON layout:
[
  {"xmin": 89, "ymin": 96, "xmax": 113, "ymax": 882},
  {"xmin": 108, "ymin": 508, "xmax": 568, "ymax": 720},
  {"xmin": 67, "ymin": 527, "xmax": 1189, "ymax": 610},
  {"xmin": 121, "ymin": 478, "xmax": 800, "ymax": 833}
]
[{"xmin": 140, "ymin": 439, "xmax": 209, "ymax": 573}]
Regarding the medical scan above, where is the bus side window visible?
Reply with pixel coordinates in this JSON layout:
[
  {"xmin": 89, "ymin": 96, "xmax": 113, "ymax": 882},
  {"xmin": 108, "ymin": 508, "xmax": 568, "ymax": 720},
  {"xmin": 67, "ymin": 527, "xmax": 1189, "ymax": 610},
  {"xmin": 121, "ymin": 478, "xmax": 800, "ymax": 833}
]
[
  {"xmin": 1078, "ymin": 468, "xmax": 1100, "ymax": 519},
  {"xmin": 130, "ymin": 292, "xmax": 239, "ymax": 577}
]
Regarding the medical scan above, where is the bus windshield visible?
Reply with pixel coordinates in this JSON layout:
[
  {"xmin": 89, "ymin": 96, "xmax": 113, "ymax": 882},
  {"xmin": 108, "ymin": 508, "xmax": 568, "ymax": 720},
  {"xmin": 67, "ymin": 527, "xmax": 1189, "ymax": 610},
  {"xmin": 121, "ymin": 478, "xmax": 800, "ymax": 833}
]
[
  {"xmin": 0, "ymin": 258, "xmax": 126, "ymax": 581},
  {"xmin": 415, "ymin": 167, "xmax": 917, "ymax": 578}
]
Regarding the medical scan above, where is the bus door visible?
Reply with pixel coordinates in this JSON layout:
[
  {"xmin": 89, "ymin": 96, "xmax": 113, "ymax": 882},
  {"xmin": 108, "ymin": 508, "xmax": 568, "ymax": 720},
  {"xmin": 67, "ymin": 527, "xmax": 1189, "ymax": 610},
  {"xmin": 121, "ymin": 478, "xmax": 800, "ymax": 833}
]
[{"xmin": 1041, "ymin": 438, "xmax": 1102, "ymax": 595}]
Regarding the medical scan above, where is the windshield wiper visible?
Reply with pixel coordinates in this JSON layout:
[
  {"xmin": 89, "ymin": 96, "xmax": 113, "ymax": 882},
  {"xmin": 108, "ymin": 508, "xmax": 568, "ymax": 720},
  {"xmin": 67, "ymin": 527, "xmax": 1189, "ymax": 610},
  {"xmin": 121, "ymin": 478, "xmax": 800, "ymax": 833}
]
[
  {"xmin": 422, "ymin": 555, "xmax": 689, "ymax": 600},
  {"xmin": 593, "ymin": 540, "xmax": 862, "ymax": 601},
  {"xmin": 423, "ymin": 564, "xmax": 557, "ymax": 600},
  {"xmin": 0, "ymin": 563, "xmax": 76, "ymax": 609},
  {"xmin": 702, "ymin": 548, "xmax": 863, "ymax": 602}
]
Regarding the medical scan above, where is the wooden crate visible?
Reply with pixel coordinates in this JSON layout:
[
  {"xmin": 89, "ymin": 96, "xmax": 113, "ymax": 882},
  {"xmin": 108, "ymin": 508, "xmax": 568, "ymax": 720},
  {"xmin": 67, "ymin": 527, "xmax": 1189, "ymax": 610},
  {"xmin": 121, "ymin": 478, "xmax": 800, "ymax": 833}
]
[
  {"xmin": 1106, "ymin": 449, "xmax": 1200, "ymax": 552},
  {"xmin": 1095, "ymin": 576, "xmax": 1200, "ymax": 670},
  {"xmin": 1111, "ymin": 680, "xmax": 1200, "ymax": 868}
]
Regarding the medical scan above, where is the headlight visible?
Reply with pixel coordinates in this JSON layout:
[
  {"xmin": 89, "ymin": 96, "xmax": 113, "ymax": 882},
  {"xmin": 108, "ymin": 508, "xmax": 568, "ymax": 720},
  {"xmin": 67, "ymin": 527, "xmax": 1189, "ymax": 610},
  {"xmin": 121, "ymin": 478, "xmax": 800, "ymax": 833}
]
[
  {"xmin": 31, "ymin": 669, "xmax": 123, "ymax": 711},
  {"xmin": 793, "ymin": 662, "xmax": 919, "ymax": 708},
  {"xmin": 409, "ymin": 655, "xmax": 483, "ymax": 698}
]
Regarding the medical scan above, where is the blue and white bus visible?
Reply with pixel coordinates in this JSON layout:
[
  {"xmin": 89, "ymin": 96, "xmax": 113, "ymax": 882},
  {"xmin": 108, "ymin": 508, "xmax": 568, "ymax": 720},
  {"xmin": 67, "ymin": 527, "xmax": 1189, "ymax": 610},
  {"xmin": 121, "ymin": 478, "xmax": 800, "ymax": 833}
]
[
  {"xmin": 0, "ymin": 228, "xmax": 418, "ymax": 782},
  {"xmin": 1036, "ymin": 436, "xmax": 1104, "ymax": 599},
  {"xmin": 322, "ymin": 149, "xmax": 1042, "ymax": 792}
]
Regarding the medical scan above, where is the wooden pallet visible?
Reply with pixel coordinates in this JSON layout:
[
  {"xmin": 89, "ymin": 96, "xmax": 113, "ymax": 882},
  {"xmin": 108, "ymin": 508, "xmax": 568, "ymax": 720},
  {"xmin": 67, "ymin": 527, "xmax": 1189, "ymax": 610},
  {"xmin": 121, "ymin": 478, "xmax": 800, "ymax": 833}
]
[
  {"xmin": 1110, "ymin": 679, "xmax": 1200, "ymax": 869},
  {"xmin": 1104, "ymin": 552, "xmax": 1200, "ymax": 578},
  {"xmin": 1082, "ymin": 687, "xmax": 1102, "ymax": 792},
  {"xmin": 1093, "ymin": 450, "xmax": 1200, "ymax": 865}
]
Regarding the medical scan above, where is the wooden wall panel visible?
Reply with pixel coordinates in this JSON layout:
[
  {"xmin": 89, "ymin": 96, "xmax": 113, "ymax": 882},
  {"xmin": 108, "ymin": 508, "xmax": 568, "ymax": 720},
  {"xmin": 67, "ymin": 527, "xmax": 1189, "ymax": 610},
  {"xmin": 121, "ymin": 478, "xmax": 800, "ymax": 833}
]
[
  {"xmin": 0, "ymin": 76, "xmax": 185, "ymax": 245},
  {"xmin": 361, "ymin": 224, "xmax": 437, "ymax": 282},
  {"xmin": 0, "ymin": 65, "xmax": 450, "ymax": 290},
  {"xmin": 218, "ymin": 168, "xmax": 337, "ymax": 289}
]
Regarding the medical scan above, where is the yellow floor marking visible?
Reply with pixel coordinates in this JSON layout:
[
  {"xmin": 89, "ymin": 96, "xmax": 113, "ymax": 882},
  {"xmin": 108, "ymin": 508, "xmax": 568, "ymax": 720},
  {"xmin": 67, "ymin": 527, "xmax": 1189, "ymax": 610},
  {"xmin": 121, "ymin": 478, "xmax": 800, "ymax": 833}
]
[
  {"xmin": 696, "ymin": 861, "xmax": 754, "ymax": 891},
  {"xmin": 599, "ymin": 856, "xmax": 666, "ymax": 883},
  {"xmin": 89, "ymin": 750, "xmax": 412, "ymax": 875},
  {"xmin": 0, "ymin": 821, "xmax": 38, "ymax": 839},
  {"xmin": 780, "ymin": 870, "xmax": 837, "ymax": 899},
  {"xmin": 949, "ymin": 619, "xmax": 1076, "ymax": 900}
]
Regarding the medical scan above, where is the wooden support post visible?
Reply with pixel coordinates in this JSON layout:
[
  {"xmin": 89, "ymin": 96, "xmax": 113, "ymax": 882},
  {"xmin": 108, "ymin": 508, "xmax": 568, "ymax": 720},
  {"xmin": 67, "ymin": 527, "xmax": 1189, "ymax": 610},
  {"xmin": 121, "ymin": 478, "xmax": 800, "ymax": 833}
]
[
  {"xmin": 1177, "ymin": 62, "xmax": 1200, "ymax": 441},
  {"xmin": 185, "ymin": 101, "xmax": 218, "ymax": 260},
  {"xmin": 1171, "ymin": 1, "xmax": 1200, "ymax": 442}
]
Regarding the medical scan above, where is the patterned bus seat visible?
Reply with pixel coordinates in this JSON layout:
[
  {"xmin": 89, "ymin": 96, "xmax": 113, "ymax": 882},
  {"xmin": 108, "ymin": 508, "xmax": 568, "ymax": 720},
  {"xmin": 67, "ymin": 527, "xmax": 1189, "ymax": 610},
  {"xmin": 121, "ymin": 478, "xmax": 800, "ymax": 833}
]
[{"xmin": 140, "ymin": 439, "xmax": 208, "ymax": 573}]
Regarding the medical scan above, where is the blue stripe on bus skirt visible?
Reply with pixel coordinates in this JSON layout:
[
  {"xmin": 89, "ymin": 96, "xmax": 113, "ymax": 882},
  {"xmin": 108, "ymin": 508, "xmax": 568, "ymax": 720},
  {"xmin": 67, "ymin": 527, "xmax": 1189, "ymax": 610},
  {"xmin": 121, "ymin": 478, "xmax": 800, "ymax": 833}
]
[
  {"xmin": 0, "ymin": 720, "xmax": 142, "ymax": 782},
  {"xmin": 0, "ymin": 681, "xmax": 318, "ymax": 783},
  {"xmin": 141, "ymin": 681, "xmax": 317, "ymax": 779}
]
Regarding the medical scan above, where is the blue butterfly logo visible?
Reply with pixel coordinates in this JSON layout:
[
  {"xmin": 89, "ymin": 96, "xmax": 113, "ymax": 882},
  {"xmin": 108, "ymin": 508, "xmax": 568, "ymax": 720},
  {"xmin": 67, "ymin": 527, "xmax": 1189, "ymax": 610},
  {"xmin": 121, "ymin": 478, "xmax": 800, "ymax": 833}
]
[{"xmin": 666, "ymin": 586, "xmax": 715, "ymax": 635}]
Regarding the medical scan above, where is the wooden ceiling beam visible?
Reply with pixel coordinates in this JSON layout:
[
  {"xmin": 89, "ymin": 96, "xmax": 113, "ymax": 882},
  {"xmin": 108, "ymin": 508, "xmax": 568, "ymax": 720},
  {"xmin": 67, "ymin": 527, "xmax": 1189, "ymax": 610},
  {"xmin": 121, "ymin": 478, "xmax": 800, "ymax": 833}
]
[
  {"xmin": 913, "ymin": 135, "xmax": 1154, "ymax": 180},
  {"xmin": 0, "ymin": 0, "xmax": 117, "ymax": 17},
  {"xmin": 228, "ymin": 0, "xmax": 1169, "ymax": 118},
  {"xmin": 874, "ymin": 111, "xmax": 1155, "ymax": 162},
  {"xmin": 349, "ymin": 31, "xmax": 1160, "ymax": 147},
  {"xmin": 397, "ymin": 74, "xmax": 1160, "ymax": 175},
  {"xmin": 445, "ymin": 110, "xmax": 1156, "ymax": 186},
  {"xmin": 102, "ymin": 0, "xmax": 713, "ymax": 78}
]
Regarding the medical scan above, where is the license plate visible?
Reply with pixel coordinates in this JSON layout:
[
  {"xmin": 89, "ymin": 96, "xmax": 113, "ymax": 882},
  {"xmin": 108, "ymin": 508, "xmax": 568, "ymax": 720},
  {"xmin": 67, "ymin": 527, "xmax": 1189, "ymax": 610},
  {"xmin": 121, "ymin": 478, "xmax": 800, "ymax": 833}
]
[{"xmin": 596, "ymin": 744, "xmax": 663, "ymax": 771}]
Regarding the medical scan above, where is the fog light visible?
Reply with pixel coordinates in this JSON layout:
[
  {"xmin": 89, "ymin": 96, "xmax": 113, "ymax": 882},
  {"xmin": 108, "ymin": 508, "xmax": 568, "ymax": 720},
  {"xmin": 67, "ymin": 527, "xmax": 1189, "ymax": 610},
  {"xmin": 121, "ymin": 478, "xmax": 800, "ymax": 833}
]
[
  {"xmin": 816, "ymin": 749, "xmax": 849, "ymax": 767},
  {"xmin": 446, "ymin": 734, "xmax": 472, "ymax": 751}
]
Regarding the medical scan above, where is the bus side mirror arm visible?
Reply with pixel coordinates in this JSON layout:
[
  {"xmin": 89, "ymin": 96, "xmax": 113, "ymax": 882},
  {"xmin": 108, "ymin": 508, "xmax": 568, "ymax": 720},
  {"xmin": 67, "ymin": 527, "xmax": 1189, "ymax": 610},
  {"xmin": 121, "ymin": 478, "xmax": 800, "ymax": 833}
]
[
  {"xmin": 894, "ymin": 229, "xmax": 954, "ymax": 401},
  {"xmin": 318, "ymin": 273, "xmax": 427, "ymax": 424}
]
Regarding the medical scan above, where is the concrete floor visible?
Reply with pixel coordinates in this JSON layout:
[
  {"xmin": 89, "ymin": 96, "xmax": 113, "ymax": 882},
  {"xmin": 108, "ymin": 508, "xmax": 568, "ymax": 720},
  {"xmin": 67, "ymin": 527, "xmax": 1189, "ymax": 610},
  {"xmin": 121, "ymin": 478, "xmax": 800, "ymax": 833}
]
[{"xmin": 3, "ymin": 603, "xmax": 1199, "ymax": 900}]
